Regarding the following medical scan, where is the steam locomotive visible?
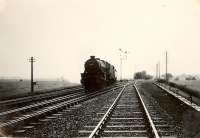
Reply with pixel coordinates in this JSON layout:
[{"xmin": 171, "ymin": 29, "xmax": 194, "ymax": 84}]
[{"xmin": 81, "ymin": 56, "xmax": 117, "ymax": 91}]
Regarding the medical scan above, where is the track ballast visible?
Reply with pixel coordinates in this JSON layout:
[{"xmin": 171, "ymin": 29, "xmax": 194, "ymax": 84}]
[{"xmin": 77, "ymin": 82, "xmax": 177, "ymax": 138}]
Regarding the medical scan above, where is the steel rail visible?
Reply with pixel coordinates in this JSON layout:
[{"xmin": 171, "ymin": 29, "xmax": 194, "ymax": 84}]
[
  {"xmin": 88, "ymin": 83, "xmax": 128, "ymax": 138},
  {"xmin": 0, "ymin": 85, "xmax": 123, "ymax": 130},
  {"xmin": 0, "ymin": 91, "xmax": 84, "ymax": 116},
  {"xmin": 134, "ymin": 83, "xmax": 160, "ymax": 138},
  {"xmin": 0, "ymin": 86, "xmax": 83, "ymax": 105},
  {"xmin": 0, "ymin": 84, "xmax": 124, "ymax": 117},
  {"xmin": 0, "ymin": 82, "xmax": 123, "ymax": 106}
]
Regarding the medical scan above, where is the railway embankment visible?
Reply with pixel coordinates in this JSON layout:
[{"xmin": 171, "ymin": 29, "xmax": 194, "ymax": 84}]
[
  {"xmin": 147, "ymin": 80, "xmax": 200, "ymax": 137},
  {"xmin": 156, "ymin": 79, "xmax": 200, "ymax": 106}
]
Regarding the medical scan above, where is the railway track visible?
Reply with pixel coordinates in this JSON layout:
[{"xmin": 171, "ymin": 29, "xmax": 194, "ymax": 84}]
[
  {"xmin": 77, "ymin": 81, "xmax": 177, "ymax": 138},
  {"xmin": 0, "ymin": 83, "xmax": 124, "ymax": 137},
  {"xmin": 0, "ymin": 85, "xmax": 83, "ymax": 107}
]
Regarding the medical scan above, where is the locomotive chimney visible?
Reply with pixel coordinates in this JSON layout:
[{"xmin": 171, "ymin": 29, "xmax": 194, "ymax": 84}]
[{"xmin": 90, "ymin": 56, "xmax": 95, "ymax": 59}]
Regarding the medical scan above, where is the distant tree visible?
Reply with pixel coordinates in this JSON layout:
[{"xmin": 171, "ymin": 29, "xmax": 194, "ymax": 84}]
[
  {"xmin": 145, "ymin": 74, "xmax": 153, "ymax": 80},
  {"xmin": 134, "ymin": 71, "xmax": 145, "ymax": 79},
  {"xmin": 134, "ymin": 70, "xmax": 153, "ymax": 80},
  {"xmin": 174, "ymin": 77, "xmax": 179, "ymax": 81},
  {"xmin": 186, "ymin": 76, "xmax": 196, "ymax": 80},
  {"xmin": 161, "ymin": 73, "xmax": 173, "ymax": 80}
]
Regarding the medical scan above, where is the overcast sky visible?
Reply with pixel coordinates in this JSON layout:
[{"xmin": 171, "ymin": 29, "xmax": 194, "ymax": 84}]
[{"xmin": 0, "ymin": 0, "xmax": 200, "ymax": 82}]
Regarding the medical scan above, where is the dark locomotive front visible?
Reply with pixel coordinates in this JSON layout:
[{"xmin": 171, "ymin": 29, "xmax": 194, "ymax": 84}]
[{"xmin": 81, "ymin": 56, "xmax": 116, "ymax": 91}]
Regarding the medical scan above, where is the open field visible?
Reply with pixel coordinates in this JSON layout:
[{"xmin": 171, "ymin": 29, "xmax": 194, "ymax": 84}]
[
  {"xmin": 172, "ymin": 80, "xmax": 200, "ymax": 92},
  {"xmin": 0, "ymin": 79, "xmax": 78, "ymax": 100}
]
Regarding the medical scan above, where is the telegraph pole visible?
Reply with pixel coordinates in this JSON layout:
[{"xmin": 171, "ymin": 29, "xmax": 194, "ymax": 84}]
[
  {"xmin": 29, "ymin": 57, "xmax": 36, "ymax": 93},
  {"xmin": 120, "ymin": 55, "xmax": 122, "ymax": 80},
  {"xmin": 156, "ymin": 63, "xmax": 158, "ymax": 79},
  {"xmin": 166, "ymin": 51, "xmax": 168, "ymax": 82},
  {"xmin": 158, "ymin": 61, "xmax": 160, "ymax": 79},
  {"xmin": 134, "ymin": 65, "xmax": 136, "ymax": 80}
]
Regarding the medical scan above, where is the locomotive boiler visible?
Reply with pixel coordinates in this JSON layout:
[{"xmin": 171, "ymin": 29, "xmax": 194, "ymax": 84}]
[{"xmin": 81, "ymin": 56, "xmax": 117, "ymax": 91}]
